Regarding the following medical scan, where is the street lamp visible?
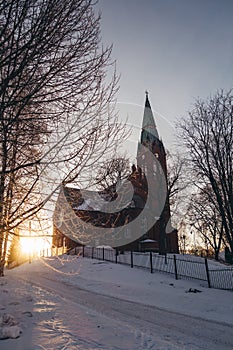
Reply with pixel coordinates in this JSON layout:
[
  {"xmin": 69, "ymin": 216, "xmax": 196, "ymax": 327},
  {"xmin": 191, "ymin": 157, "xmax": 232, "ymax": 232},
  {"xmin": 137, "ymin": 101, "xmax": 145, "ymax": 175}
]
[
  {"xmin": 29, "ymin": 221, "xmax": 31, "ymax": 264},
  {"xmin": 182, "ymin": 235, "xmax": 186, "ymax": 255}
]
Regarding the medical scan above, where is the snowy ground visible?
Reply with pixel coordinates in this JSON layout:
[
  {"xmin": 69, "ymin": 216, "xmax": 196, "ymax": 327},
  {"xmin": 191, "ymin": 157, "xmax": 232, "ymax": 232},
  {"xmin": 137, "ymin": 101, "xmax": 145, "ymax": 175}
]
[{"xmin": 0, "ymin": 255, "xmax": 233, "ymax": 349}]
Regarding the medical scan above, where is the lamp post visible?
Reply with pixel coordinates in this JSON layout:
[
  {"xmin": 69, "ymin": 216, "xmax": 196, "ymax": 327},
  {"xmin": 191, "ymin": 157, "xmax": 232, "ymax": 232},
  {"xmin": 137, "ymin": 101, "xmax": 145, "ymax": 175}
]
[
  {"xmin": 191, "ymin": 228, "xmax": 197, "ymax": 255},
  {"xmin": 29, "ymin": 221, "xmax": 32, "ymax": 264},
  {"xmin": 182, "ymin": 235, "xmax": 186, "ymax": 255}
]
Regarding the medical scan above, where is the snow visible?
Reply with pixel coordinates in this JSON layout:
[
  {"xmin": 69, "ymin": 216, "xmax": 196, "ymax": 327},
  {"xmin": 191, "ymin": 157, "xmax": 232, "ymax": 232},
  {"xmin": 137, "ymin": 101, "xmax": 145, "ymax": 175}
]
[
  {"xmin": 0, "ymin": 255, "xmax": 233, "ymax": 349},
  {"xmin": 139, "ymin": 239, "xmax": 156, "ymax": 242},
  {"xmin": 0, "ymin": 313, "xmax": 22, "ymax": 339}
]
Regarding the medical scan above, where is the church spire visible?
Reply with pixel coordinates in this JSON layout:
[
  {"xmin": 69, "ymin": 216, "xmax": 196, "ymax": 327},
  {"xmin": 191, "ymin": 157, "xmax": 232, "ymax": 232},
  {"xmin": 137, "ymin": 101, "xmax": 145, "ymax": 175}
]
[
  {"xmin": 141, "ymin": 91, "xmax": 159, "ymax": 144},
  {"xmin": 145, "ymin": 90, "xmax": 150, "ymax": 108}
]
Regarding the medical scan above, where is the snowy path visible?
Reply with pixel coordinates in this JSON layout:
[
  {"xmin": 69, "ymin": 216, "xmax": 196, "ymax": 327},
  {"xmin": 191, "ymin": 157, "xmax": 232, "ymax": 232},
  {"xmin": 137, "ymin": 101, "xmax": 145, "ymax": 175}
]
[
  {"xmin": 20, "ymin": 273, "xmax": 233, "ymax": 350},
  {"xmin": 1, "ymin": 257, "xmax": 233, "ymax": 349}
]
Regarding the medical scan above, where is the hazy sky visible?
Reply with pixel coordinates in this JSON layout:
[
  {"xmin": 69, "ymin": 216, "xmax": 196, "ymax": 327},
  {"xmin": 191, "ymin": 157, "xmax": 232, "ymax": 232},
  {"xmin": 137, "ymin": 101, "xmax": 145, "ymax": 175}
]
[{"xmin": 97, "ymin": 0, "xmax": 233, "ymax": 154}]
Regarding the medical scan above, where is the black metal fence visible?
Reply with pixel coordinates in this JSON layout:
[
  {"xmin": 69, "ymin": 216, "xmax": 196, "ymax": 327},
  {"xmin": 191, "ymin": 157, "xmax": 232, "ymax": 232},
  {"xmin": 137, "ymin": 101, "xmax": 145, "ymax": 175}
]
[{"xmin": 76, "ymin": 246, "xmax": 233, "ymax": 291}]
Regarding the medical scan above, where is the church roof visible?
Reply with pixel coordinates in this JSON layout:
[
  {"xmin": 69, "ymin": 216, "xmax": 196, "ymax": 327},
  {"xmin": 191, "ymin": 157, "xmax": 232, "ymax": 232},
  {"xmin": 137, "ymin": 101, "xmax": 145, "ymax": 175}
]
[{"xmin": 141, "ymin": 91, "xmax": 159, "ymax": 140}]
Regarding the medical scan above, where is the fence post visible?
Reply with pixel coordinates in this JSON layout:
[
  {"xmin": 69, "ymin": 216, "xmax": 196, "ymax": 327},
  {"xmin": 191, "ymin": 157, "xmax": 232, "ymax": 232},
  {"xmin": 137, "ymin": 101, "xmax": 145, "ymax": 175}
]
[
  {"xmin": 131, "ymin": 250, "xmax": 133, "ymax": 268},
  {"xmin": 173, "ymin": 255, "xmax": 178, "ymax": 280},
  {"xmin": 103, "ymin": 247, "xmax": 105, "ymax": 261},
  {"xmin": 92, "ymin": 246, "xmax": 94, "ymax": 259},
  {"xmin": 82, "ymin": 245, "xmax": 84, "ymax": 257},
  {"xmin": 164, "ymin": 252, "xmax": 167, "ymax": 265},
  {"xmin": 205, "ymin": 258, "xmax": 211, "ymax": 288},
  {"xmin": 115, "ymin": 249, "xmax": 118, "ymax": 264},
  {"xmin": 150, "ymin": 252, "xmax": 153, "ymax": 273}
]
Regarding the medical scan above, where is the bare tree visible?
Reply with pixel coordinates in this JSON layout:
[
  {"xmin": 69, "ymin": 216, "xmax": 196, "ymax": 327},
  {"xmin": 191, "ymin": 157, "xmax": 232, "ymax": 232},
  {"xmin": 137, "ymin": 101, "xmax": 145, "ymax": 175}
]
[
  {"xmin": 95, "ymin": 156, "xmax": 131, "ymax": 191},
  {"xmin": 0, "ymin": 0, "xmax": 127, "ymax": 275},
  {"xmin": 186, "ymin": 186, "xmax": 225, "ymax": 260},
  {"xmin": 166, "ymin": 151, "xmax": 188, "ymax": 212},
  {"xmin": 165, "ymin": 150, "xmax": 190, "ymax": 249},
  {"xmin": 178, "ymin": 89, "xmax": 233, "ymax": 257}
]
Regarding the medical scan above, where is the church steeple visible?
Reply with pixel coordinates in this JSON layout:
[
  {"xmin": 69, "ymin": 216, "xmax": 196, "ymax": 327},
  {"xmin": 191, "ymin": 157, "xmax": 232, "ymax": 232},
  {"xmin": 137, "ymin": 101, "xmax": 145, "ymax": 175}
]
[
  {"xmin": 141, "ymin": 91, "xmax": 159, "ymax": 145},
  {"xmin": 137, "ymin": 92, "xmax": 177, "ymax": 255},
  {"xmin": 138, "ymin": 91, "xmax": 167, "ymax": 175},
  {"xmin": 145, "ymin": 90, "xmax": 151, "ymax": 107}
]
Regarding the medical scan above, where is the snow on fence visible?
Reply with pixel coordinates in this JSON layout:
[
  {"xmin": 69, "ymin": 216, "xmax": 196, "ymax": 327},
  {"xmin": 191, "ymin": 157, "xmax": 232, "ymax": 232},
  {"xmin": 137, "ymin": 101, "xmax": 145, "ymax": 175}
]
[{"xmin": 76, "ymin": 246, "xmax": 233, "ymax": 291}]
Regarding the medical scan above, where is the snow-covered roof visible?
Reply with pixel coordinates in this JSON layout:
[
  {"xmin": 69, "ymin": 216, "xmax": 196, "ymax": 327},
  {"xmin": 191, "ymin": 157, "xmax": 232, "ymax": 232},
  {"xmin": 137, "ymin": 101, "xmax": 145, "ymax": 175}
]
[{"xmin": 139, "ymin": 239, "xmax": 157, "ymax": 243}]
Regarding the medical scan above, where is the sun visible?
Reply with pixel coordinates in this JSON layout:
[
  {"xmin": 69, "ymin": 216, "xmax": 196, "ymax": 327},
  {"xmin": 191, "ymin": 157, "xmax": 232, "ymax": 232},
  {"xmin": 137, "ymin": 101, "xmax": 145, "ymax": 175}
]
[
  {"xmin": 20, "ymin": 236, "xmax": 51, "ymax": 257},
  {"xmin": 20, "ymin": 237, "xmax": 32, "ymax": 254}
]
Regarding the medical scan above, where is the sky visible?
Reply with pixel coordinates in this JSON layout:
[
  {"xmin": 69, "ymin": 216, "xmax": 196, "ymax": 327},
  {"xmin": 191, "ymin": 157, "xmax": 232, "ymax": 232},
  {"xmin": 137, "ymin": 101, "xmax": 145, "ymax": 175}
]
[{"xmin": 97, "ymin": 0, "xmax": 233, "ymax": 154}]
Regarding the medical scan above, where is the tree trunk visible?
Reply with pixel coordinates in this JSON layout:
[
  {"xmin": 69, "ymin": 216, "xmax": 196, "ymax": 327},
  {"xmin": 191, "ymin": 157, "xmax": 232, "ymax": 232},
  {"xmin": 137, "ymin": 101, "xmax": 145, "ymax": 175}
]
[{"xmin": 0, "ymin": 259, "xmax": 4, "ymax": 277}]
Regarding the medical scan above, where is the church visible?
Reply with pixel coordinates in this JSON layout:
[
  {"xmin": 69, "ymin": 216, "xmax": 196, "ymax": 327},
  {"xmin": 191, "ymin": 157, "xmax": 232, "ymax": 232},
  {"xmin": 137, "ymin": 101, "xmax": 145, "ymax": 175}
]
[{"xmin": 53, "ymin": 93, "xmax": 179, "ymax": 254}]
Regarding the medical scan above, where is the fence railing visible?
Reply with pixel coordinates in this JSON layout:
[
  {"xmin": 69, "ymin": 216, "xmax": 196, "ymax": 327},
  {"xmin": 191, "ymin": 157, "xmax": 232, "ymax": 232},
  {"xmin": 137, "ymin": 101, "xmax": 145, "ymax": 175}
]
[{"xmin": 77, "ymin": 246, "xmax": 233, "ymax": 291}]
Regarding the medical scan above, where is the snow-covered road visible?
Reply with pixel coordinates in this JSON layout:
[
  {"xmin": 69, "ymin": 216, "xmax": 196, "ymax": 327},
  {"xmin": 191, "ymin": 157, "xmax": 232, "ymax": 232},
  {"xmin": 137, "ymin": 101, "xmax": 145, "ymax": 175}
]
[{"xmin": 1, "ymin": 256, "xmax": 233, "ymax": 349}]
